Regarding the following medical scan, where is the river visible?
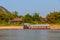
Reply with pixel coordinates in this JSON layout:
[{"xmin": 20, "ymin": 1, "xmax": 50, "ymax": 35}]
[{"xmin": 0, "ymin": 30, "xmax": 60, "ymax": 40}]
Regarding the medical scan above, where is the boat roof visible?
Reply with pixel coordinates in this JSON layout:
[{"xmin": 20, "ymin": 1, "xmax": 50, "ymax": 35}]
[{"xmin": 30, "ymin": 24, "xmax": 50, "ymax": 26}]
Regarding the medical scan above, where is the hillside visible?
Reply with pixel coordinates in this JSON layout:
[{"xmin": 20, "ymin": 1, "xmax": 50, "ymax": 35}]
[{"xmin": 0, "ymin": 6, "xmax": 9, "ymax": 13}]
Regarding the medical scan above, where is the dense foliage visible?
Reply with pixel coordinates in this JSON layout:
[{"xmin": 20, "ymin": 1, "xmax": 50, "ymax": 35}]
[
  {"xmin": 46, "ymin": 11, "xmax": 60, "ymax": 24},
  {"xmin": 0, "ymin": 6, "xmax": 60, "ymax": 24}
]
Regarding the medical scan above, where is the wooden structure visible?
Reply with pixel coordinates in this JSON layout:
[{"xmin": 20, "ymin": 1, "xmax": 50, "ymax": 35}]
[{"xmin": 8, "ymin": 20, "xmax": 22, "ymax": 24}]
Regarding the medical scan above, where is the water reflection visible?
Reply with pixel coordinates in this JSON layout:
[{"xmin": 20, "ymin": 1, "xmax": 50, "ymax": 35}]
[{"xmin": 0, "ymin": 30, "xmax": 60, "ymax": 40}]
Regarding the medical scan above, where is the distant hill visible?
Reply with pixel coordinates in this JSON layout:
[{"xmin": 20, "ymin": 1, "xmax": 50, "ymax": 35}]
[{"xmin": 0, "ymin": 6, "xmax": 9, "ymax": 13}]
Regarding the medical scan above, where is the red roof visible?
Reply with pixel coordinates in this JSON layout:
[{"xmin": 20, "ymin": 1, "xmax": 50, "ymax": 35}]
[{"xmin": 9, "ymin": 20, "xmax": 22, "ymax": 22}]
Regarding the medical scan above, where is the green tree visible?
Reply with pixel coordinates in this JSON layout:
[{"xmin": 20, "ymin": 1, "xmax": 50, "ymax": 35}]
[
  {"xmin": 23, "ymin": 13, "xmax": 33, "ymax": 23},
  {"xmin": 32, "ymin": 13, "xmax": 42, "ymax": 24},
  {"xmin": 0, "ymin": 11, "xmax": 14, "ymax": 23},
  {"xmin": 12, "ymin": 11, "xmax": 18, "ymax": 18},
  {"xmin": 46, "ymin": 11, "xmax": 60, "ymax": 24}
]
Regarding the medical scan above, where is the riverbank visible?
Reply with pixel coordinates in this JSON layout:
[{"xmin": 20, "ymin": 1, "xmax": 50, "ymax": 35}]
[
  {"xmin": 0, "ymin": 24, "xmax": 60, "ymax": 30},
  {"xmin": 0, "ymin": 26, "xmax": 23, "ymax": 30},
  {"xmin": 50, "ymin": 24, "xmax": 60, "ymax": 29}
]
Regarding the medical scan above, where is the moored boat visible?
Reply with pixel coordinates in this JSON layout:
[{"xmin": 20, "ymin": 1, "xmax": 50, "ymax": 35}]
[{"xmin": 24, "ymin": 23, "xmax": 50, "ymax": 29}]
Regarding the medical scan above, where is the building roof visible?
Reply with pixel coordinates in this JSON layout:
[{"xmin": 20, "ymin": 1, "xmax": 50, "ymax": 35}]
[{"xmin": 9, "ymin": 20, "xmax": 22, "ymax": 22}]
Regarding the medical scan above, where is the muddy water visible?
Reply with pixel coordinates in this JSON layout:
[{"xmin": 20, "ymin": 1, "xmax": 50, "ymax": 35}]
[{"xmin": 0, "ymin": 30, "xmax": 60, "ymax": 40}]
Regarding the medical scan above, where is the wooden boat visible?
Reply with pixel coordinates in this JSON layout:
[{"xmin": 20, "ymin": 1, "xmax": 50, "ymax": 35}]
[{"xmin": 24, "ymin": 23, "xmax": 50, "ymax": 29}]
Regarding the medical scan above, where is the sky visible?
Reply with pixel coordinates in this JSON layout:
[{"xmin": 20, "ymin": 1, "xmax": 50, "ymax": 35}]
[{"xmin": 0, "ymin": 0, "xmax": 60, "ymax": 17}]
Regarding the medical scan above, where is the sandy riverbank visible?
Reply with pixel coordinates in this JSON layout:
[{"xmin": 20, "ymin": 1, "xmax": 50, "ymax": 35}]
[
  {"xmin": 0, "ymin": 26, "xmax": 23, "ymax": 30},
  {"xmin": 50, "ymin": 25, "xmax": 60, "ymax": 29},
  {"xmin": 0, "ymin": 25, "xmax": 60, "ymax": 30}
]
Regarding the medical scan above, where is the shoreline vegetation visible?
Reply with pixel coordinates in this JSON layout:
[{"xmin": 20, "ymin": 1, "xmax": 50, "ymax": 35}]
[{"xmin": 0, "ymin": 6, "xmax": 60, "ymax": 29}]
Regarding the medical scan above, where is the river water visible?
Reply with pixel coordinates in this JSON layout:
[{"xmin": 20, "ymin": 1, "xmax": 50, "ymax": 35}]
[{"xmin": 0, "ymin": 30, "xmax": 60, "ymax": 40}]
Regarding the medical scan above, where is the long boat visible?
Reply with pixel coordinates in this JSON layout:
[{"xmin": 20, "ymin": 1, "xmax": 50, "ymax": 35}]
[{"xmin": 23, "ymin": 23, "xmax": 50, "ymax": 29}]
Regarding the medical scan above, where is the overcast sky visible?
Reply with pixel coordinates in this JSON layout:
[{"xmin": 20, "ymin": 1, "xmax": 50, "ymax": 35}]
[{"xmin": 0, "ymin": 0, "xmax": 60, "ymax": 17}]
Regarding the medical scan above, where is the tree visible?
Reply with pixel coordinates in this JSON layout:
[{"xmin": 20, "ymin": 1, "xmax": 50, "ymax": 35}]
[
  {"xmin": 0, "ymin": 11, "xmax": 14, "ymax": 23},
  {"xmin": 32, "ymin": 13, "xmax": 42, "ymax": 24},
  {"xmin": 23, "ymin": 13, "xmax": 33, "ymax": 23},
  {"xmin": 46, "ymin": 11, "xmax": 60, "ymax": 24},
  {"xmin": 12, "ymin": 11, "xmax": 18, "ymax": 18}
]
